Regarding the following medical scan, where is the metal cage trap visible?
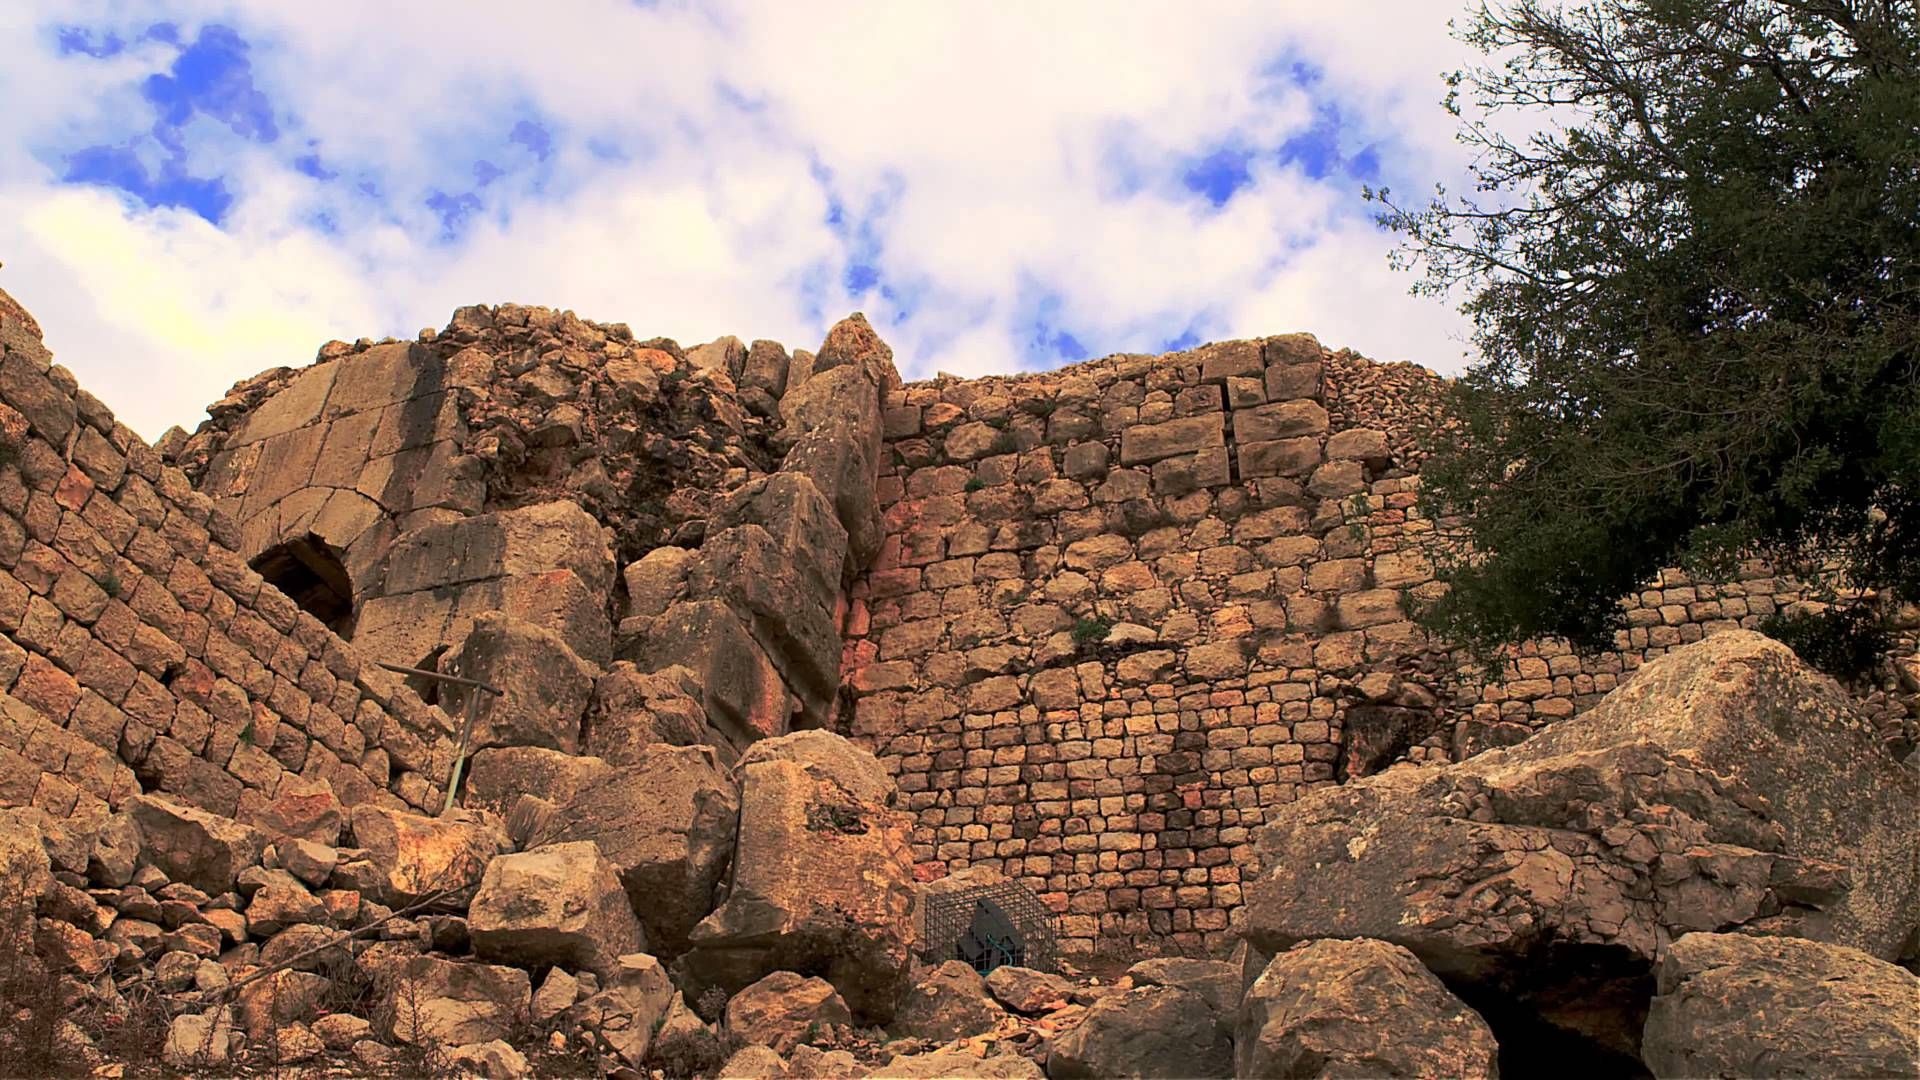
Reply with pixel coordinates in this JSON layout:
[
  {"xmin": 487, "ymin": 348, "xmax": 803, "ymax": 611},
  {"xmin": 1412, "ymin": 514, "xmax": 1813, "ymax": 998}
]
[{"xmin": 921, "ymin": 878, "xmax": 1060, "ymax": 975}]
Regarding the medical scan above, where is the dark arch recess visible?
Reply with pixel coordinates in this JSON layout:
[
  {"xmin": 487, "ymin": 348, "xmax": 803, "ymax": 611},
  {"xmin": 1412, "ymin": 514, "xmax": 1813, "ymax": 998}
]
[{"xmin": 250, "ymin": 533, "xmax": 356, "ymax": 640}]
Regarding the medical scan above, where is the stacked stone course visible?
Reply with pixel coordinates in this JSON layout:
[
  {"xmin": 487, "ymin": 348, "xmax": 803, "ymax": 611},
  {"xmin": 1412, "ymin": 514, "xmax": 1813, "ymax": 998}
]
[
  {"xmin": 0, "ymin": 292, "xmax": 459, "ymax": 835},
  {"xmin": 841, "ymin": 334, "xmax": 1884, "ymax": 957}
]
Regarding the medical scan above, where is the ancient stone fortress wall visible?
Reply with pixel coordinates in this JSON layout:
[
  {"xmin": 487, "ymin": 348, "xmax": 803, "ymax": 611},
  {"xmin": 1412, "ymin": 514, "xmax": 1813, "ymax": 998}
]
[
  {"xmin": 0, "ymin": 292, "xmax": 460, "ymax": 838},
  {"xmin": 838, "ymin": 335, "xmax": 1906, "ymax": 956}
]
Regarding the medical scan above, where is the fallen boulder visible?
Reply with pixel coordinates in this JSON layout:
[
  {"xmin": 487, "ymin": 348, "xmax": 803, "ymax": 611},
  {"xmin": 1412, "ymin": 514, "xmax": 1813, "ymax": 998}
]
[
  {"xmin": 1641, "ymin": 932, "xmax": 1920, "ymax": 1079},
  {"xmin": 1237, "ymin": 938, "xmax": 1499, "ymax": 1079},
  {"xmin": 679, "ymin": 735, "xmax": 917, "ymax": 1024},
  {"xmin": 462, "ymin": 746, "xmax": 613, "ymax": 817},
  {"xmin": 537, "ymin": 742, "xmax": 738, "ymax": 958},
  {"xmin": 1125, "ymin": 957, "xmax": 1238, "ymax": 1031},
  {"xmin": 128, "ymin": 795, "xmax": 268, "ymax": 895},
  {"xmin": 726, "ymin": 971, "xmax": 853, "ymax": 1056},
  {"xmin": 1045, "ymin": 985, "xmax": 1231, "ymax": 1080},
  {"xmin": 443, "ymin": 612, "xmax": 598, "ymax": 754},
  {"xmin": 1240, "ymin": 632, "xmax": 1890, "ymax": 1069},
  {"xmin": 891, "ymin": 960, "xmax": 1008, "ymax": 1044},
  {"xmin": 984, "ymin": 966, "xmax": 1074, "ymax": 1015},
  {"xmin": 348, "ymin": 805, "xmax": 505, "ymax": 906},
  {"xmin": 381, "ymin": 954, "xmax": 531, "ymax": 1046},
  {"xmin": 877, "ymin": 1048, "xmax": 1043, "ymax": 1078},
  {"xmin": 468, "ymin": 841, "xmax": 645, "ymax": 976}
]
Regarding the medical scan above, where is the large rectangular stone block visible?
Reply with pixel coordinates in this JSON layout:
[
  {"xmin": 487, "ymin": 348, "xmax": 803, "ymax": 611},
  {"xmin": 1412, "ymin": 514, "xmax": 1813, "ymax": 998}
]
[
  {"xmin": 620, "ymin": 600, "xmax": 791, "ymax": 751},
  {"xmin": 1119, "ymin": 414, "xmax": 1225, "ymax": 466}
]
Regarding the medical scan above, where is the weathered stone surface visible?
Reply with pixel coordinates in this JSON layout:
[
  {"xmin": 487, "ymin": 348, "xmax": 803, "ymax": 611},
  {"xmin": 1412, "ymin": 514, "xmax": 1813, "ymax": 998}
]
[
  {"xmin": 984, "ymin": 966, "xmax": 1073, "ymax": 1015},
  {"xmin": 445, "ymin": 1039, "xmax": 531, "ymax": 1080},
  {"xmin": 566, "ymin": 952, "xmax": 676, "ymax": 1068},
  {"xmin": 737, "ymin": 728, "xmax": 897, "ymax": 807},
  {"xmin": 469, "ymin": 841, "xmax": 645, "ymax": 976},
  {"xmin": 1046, "ymin": 985, "xmax": 1231, "ymax": 1080},
  {"xmin": 891, "ymin": 960, "xmax": 1007, "ymax": 1043},
  {"xmin": 128, "ymin": 794, "xmax": 267, "ymax": 895},
  {"xmin": 1518, "ymin": 629, "xmax": 1920, "ymax": 958},
  {"xmin": 813, "ymin": 312, "xmax": 902, "ymax": 390},
  {"xmin": 727, "ymin": 971, "xmax": 853, "ymax": 1055},
  {"xmin": 1641, "ymin": 933, "xmax": 1920, "ymax": 1080},
  {"xmin": 1125, "ymin": 957, "xmax": 1239, "ymax": 1029},
  {"xmin": 879, "ymin": 1049, "xmax": 1044, "ymax": 1078},
  {"xmin": 719, "ymin": 1044, "xmax": 791, "ymax": 1079},
  {"xmin": 1237, "ymin": 938, "xmax": 1499, "ymax": 1080},
  {"xmin": 464, "ymin": 746, "xmax": 612, "ymax": 816},
  {"xmin": 1119, "ymin": 414, "xmax": 1224, "ymax": 466},
  {"xmin": 782, "ymin": 419, "xmax": 883, "ymax": 573},
  {"xmin": 242, "ymin": 776, "xmax": 344, "ymax": 845},
  {"xmin": 689, "ymin": 523, "xmax": 844, "ymax": 724},
  {"xmin": 348, "ymin": 805, "xmax": 505, "ymax": 905},
  {"xmin": 163, "ymin": 1008, "xmax": 235, "ymax": 1069},
  {"xmin": 1240, "ymin": 632, "xmax": 1897, "ymax": 1068},
  {"xmin": 443, "ymin": 612, "xmax": 598, "ymax": 754},
  {"xmin": 680, "ymin": 747, "xmax": 917, "ymax": 1023},
  {"xmin": 536, "ymin": 742, "xmax": 737, "ymax": 958},
  {"xmin": 623, "ymin": 546, "xmax": 694, "ymax": 619},
  {"xmin": 0, "ymin": 816, "xmax": 51, "ymax": 935},
  {"xmin": 382, "ymin": 955, "xmax": 531, "ymax": 1046},
  {"xmin": 585, "ymin": 663, "xmax": 713, "ymax": 763},
  {"xmin": 622, "ymin": 600, "xmax": 791, "ymax": 750},
  {"xmin": 380, "ymin": 500, "xmax": 615, "ymax": 600}
]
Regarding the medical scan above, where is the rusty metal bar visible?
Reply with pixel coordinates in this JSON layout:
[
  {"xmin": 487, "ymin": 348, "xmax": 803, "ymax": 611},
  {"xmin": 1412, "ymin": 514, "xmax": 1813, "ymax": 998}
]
[
  {"xmin": 374, "ymin": 661, "xmax": 502, "ymax": 814},
  {"xmin": 374, "ymin": 661, "xmax": 502, "ymax": 695}
]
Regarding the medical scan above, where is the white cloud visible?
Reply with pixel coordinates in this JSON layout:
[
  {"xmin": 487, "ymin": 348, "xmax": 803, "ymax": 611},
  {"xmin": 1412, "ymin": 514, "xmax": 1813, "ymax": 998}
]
[{"xmin": 0, "ymin": 0, "xmax": 1487, "ymax": 438}]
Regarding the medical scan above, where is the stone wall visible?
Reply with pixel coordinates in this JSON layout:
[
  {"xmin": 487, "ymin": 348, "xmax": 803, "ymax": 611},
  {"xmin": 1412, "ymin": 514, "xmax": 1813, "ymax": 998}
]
[
  {"xmin": 0, "ymin": 291, "xmax": 459, "ymax": 838},
  {"xmin": 838, "ymin": 335, "xmax": 1884, "ymax": 957}
]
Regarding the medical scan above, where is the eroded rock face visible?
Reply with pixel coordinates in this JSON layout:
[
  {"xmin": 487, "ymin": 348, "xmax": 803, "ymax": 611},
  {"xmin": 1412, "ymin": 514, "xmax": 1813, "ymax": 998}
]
[
  {"xmin": 679, "ymin": 734, "xmax": 917, "ymax": 1024},
  {"xmin": 1240, "ymin": 632, "xmax": 1903, "ymax": 1069},
  {"xmin": 726, "ymin": 971, "xmax": 853, "ymax": 1056},
  {"xmin": 536, "ymin": 743, "xmax": 739, "ymax": 959},
  {"xmin": 443, "ymin": 612, "xmax": 598, "ymax": 754},
  {"xmin": 380, "ymin": 955, "xmax": 531, "ymax": 1046},
  {"xmin": 1046, "ymin": 985, "xmax": 1231, "ymax": 1080},
  {"xmin": 468, "ymin": 841, "xmax": 645, "ymax": 977},
  {"xmin": 1237, "ymin": 938, "xmax": 1499, "ymax": 1080},
  {"xmin": 1641, "ymin": 933, "xmax": 1920, "ymax": 1080}
]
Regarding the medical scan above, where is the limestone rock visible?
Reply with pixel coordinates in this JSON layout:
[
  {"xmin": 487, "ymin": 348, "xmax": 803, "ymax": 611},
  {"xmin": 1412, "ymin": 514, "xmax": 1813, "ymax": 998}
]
[
  {"xmin": 585, "ymin": 663, "xmax": 714, "ymax": 763},
  {"xmin": 680, "ymin": 746, "xmax": 917, "ymax": 1024},
  {"xmin": 1237, "ymin": 938, "xmax": 1499, "ymax": 1080},
  {"xmin": 814, "ymin": 313, "xmax": 901, "ymax": 390},
  {"xmin": 719, "ymin": 1044, "xmax": 791, "ymax": 1079},
  {"xmin": 891, "ymin": 960, "xmax": 1007, "ymax": 1043},
  {"xmin": 1641, "ymin": 932, "xmax": 1920, "ymax": 1079},
  {"xmin": 877, "ymin": 1049, "xmax": 1044, "ymax": 1078},
  {"xmin": 128, "ymin": 794, "xmax": 267, "ymax": 895},
  {"xmin": 538, "ymin": 742, "xmax": 738, "ymax": 958},
  {"xmin": 1125, "ymin": 957, "xmax": 1239, "ymax": 1026},
  {"xmin": 382, "ymin": 955, "xmax": 531, "ymax": 1046},
  {"xmin": 726, "ymin": 971, "xmax": 854, "ymax": 1056},
  {"xmin": 0, "ymin": 816, "xmax": 51, "ymax": 935},
  {"xmin": 1240, "ymin": 632, "xmax": 1904, "ymax": 1068},
  {"xmin": 984, "ymin": 966, "xmax": 1073, "ymax": 1015},
  {"xmin": 566, "ymin": 952, "xmax": 676, "ymax": 1068},
  {"xmin": 348, "ymin": 805, "xmax": 505, "ymax": 906},
  {"xmin": 468, "ymin": 841, "xmax": 645, "ymax": 977},
  {"xmin": 621, "ymin": 600, "xmax": 792, "ymax": 751},
  {"xmin": 443, "ymin": 612, "xmax": 598, "ymax": 754},
  {"xmin": 446, "ymin": 1039, "xmax": 532, "ymax": 1080},
  {"xmin": 737, "ymin": 728, "xmax": 897, "ymax": 807},
  {"xmin": 163, "ymin": 1008, "xmax": 235, "ymax": 1069},
  {"xmin": 463, "ymin": 746, "xmax": 612, "ymax": 817},
  {"xmin": 1518, "ymin": 629, "xmax": 1920, "ymax": 958},
  {"xmin": 242, "ymin": 776, "xmax": 345, "ymax": 846},
  {"xmin": 311, "ymin": 1012, "xmax": 373, "ymax": 1051},
  {"xmin": 1045, "ymin": 985, "xmax": 1231, "ymax": 1080}
]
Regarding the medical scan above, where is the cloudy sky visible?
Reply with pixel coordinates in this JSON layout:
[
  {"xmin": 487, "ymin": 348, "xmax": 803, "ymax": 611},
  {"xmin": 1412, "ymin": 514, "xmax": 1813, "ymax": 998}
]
[{"xmin": 0, "ymin": 2, "xmax": 1486, "ymax": 439}]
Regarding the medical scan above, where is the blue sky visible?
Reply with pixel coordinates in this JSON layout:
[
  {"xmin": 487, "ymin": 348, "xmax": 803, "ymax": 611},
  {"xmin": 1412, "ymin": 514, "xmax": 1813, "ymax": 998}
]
[{"xmin": 0, "ymin": 2, "xmax": 1479, "ymax": 438}]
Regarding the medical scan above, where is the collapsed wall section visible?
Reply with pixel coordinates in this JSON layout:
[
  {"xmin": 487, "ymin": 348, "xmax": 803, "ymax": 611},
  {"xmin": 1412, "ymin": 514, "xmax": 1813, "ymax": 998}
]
[
  {"xmin": 841, "ymin": 335, "xmax": 1875, "ymax": 957},
  {"xmin": 0, "ymin": 290, "xmax": 460, "ymax": 835}
]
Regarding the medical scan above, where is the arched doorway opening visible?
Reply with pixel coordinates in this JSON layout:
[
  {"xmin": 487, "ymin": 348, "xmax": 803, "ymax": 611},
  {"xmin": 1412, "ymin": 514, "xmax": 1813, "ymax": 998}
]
[{"xmin": 251, "ymin": 534, "xmax": 356, "ymax": 640}]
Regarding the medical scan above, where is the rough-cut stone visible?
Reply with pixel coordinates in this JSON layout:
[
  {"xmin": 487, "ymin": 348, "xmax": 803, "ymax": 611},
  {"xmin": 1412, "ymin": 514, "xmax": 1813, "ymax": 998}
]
[
  {"xmin": 680, "ymin": 749, "xmax": 917, "ymax": 1024},
  {"xmin": 469, "ymin": 841, "xmax": 645, "ymax": 976},
  {"xmin": 1119, "ymin": 414, "xmax": 1224, "ymax": 465},
  {"xmin": 163, "ymin": 1008, "xmax": 235, "ymax": 1069},
  {"xmin": 382, "ymin": 955, "xmax": 531, "ymax": 1046},
  {"xmin": 891, "ymin": 960, "xmax": 1007, "ymax": 1043},
  {"xmin": 719, "ymin": 1044, "xmax": 791, "ymax": 1079},
  {"xmin": 128, "ymin": 794, "xmax": 267, "ymax": 895},
  {"xmin": 1237, "ymin": 938, "xmax": 1499, "ymax": 1080},
  {"xmin": 726, "ymin": 971, "xmax": 854, "ymax": 1055},
  {"xmin": 243, "ymin": 776, "xmax": 345, "ymax": 846},
  {"xmin": 442, "ymin": 612, "xmax": 598, "ymax": 754},
  {"xmin": 1046, "ymin": 985, "xmax": 1230, "ymax": 1080},
  {"xmin": 446, "ymin": 1039, "xmax": 531, "ymax": 1080},
  {"xmin": 1125, "ymin": 957, "xmax": 1239, "ymax": 1031},
  {"xmin": 348, "ymin": 805, "xmax": 504, "ymax": 905},
  {"xmin": 537, "ymin": 742, "xmax": 738, "ymax": 958},
  {"xmin": 1641, "ymin": 933, "xmax": 1920, "ymax": 1080},
  {"xmin": 1240, "ymin": 632, "xmax": 1897, "ymax": 1068},
  {"xmin": 622, "ymin": 600, "xmax": 791, "ymax": 750},
  {"xmin": 736, "ymin": 728, "xmax": 897, "ymax": 807},
  {"xmin": 566, "ymin": 952, "xmax": 676, "ymax": 1068}
]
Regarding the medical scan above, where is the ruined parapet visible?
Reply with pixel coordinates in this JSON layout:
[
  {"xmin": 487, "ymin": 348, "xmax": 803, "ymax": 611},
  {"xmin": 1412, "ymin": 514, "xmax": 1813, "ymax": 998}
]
[{"xmin": 0, "ymin": 287, "xmax": 460, "ymax": 826}]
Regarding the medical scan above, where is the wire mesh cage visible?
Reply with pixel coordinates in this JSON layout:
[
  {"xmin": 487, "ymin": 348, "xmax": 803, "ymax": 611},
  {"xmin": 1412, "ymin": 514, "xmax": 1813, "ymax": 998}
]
[{"xmin": 921, "ymin": 878, "xmax": 1060, "ymax": 975}]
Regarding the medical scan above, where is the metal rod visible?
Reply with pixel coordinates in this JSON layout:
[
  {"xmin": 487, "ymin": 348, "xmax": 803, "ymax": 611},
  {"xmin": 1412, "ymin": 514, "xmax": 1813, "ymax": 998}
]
[{"xmin": 376, "ymin": 661, "xmax": 502, "ymax": 695}]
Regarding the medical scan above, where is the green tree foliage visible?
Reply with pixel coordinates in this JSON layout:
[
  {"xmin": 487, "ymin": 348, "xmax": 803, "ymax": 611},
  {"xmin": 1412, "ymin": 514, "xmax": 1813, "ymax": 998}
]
[{"xmin": 1372, "ymin": 0, "xmax": 1920, "ymax": 666}]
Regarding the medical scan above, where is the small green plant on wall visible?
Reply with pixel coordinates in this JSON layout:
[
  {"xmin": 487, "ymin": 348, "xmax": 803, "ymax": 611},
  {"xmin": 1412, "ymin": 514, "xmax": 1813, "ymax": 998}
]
[{"xmin": 1071, "ymin": 616, "xmax": 1113, "ymax": 648}]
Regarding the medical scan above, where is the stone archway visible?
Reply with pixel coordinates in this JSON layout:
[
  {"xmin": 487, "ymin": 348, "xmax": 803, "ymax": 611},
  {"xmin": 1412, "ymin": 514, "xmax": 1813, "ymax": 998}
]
[{"xmin": 250, "ymin": 533, "xmax": 356, "ymax": 639}]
